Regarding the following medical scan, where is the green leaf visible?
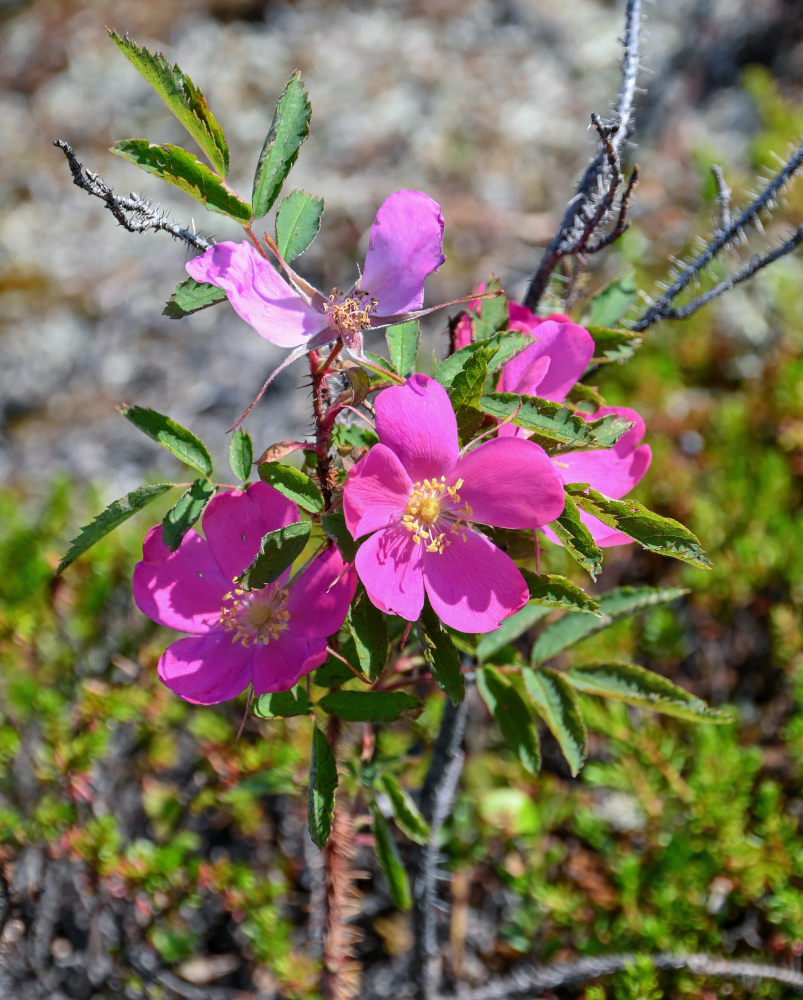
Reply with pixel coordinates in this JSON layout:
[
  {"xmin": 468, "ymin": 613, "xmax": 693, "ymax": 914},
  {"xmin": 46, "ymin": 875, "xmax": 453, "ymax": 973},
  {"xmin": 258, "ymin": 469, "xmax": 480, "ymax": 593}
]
[
  {"xmin": 523, "ymin": 668, "xmax": 587, "ymax": 776},
  {"xmin": 370, "ymin": 801, "xmax": 413, "ymax": 910},
  {"xmin": 108, "ymin": 31, "xmax": 229, "ymax": 176},
  {"xmin": 568, "ymin": 486, "xmax": 712, "ymax": 569},
  {"xmin": 315, "ymin": 648, "xmax": 360, "ymax": 687},
  {"xmin": 318, "ymin": 691, "xmax": 419, "ymax": 722},
  {"xmin": 57, "ymin": 482, "xmax": 176, "ymax": 574},
  {"xmin": 228, "ymin": 428, "xmax": 253, "ymax": 483},
  {"xmin": 548, "ymin": 493, "xmax": 603, "ymax": 578},
  {"xmin": 386, "ymin": 321, "xmax": 420, "ymax": 377},
  {"xmin": 252, "ymin": 71, "xmax": 311, "ymax": 219},
  {"xmin": 161, "ymin": 478, "xmax": 214, "ymax": 551},
  {"xmin": 111, "ymin": 140, "xmax": 251, "ymax": 221},
  {"xmin": 308, "ymin": 726, "xmax": 338, "ymax": 847},
  {"xmin": 253, "ymin": 686, "xmax": 313, "ymax": 718},
  {"xmin": 238, "ymin": 521, "xmax": 311, "ymax": 590},
  {"xmin": 565, "ymin": 662, "xmax": 732, "ymax": 722},
  {"xmin": 321, "ymin": 510, "xmax": 358, "ymax": 562},
  {"xmin": 472, "ymin": 278, "xmax": 509, "ymax": 339},
  {"xmin": 476, "ymin": 666, "xmax": 541, "ymax": 775},
  {"xmin": 275, "ymin": 189, "xmax": 324, "ymax": 260},
  {"xmin": 418, "ymin": 605, "xmax": 465, "ymax": 704},
  {"xmin": 531, "ymin": 585, "xmax": 689, "ymax": 665},
  {"xmin": 449, "ymin": 344, "xmax": 493, "ymax": 411},
  {"xmin": 347, "ymin": 597, "xmax": 388, "ymax": 682},
  {"xmin": 587, "ymin": 272, "xmax": 637, "ymax": 327},
  {"xmin": 120, "ymin": 405, "xmax": 213, "ymax": 476},
  {"xmin": 435, "ymin": 332, "xmax": 529, "ymax": 390},
  {"xmin": 520, "ymin": 570, "xmax": 603, "ymax": 616},
  {"xmin": 163, "ymin": 276, "xmax": 227, "ymax": 319},
  {"xmin": 479, "ymin": 392, "xmax": 631, "ymax": 450},
  {"xmin": 258, "ymin": 461, "xmax": 324, "ymax": 513},
  {"xmin": 586, "ymin": 325, "xmax": 642, "ymax": 365},
  {"xmin": 378, "ymin": 773, "xmax": 430, "ymax": 844},
  {"xmin": 476, "ymin": 604, "xmax": 553, "ymax": 662}
]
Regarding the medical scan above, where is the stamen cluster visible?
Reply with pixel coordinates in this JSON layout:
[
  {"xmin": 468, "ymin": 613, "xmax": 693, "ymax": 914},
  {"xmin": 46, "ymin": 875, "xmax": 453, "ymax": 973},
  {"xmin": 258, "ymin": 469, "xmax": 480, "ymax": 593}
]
[
  {"xmin": 402, "ymin": 476, "xmax": 471, "ymax": 553},
  {"xmin": 219, "ymin": 584, "xmax": 290, "ymax": 647},
  {"xmin": 323, "ymin": 289, "xmax": 377, "ymax": 337}
]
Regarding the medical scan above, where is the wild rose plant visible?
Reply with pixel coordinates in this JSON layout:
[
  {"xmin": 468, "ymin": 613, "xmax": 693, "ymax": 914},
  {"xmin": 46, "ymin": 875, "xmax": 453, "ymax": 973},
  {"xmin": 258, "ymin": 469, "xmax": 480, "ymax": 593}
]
[{"xmin": 54, "ymin": 16, "xmax": 798, "ymax": 996}]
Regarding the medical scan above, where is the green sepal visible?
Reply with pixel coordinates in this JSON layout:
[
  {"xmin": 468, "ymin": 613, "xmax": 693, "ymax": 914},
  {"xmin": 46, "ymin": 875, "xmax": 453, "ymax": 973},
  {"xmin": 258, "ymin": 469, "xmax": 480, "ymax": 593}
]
[
  {"xmin": 108, "ymin": 30, "xmax": 229, "ymax": 175},
  {"xmin": 476, "ymin": 666, "xmax": 541, "ymax": 775},
  {"xmin": 228, "ymin": 428, "xmax": 254, "ymax": 483},
  {"xmin": 161, "ymin": 478, "xmax": 215, "ymax": 551},
  {"xmin": 370, "ymin": 800, "xmax": 413, "ymax": 910},
  {"xmin": 163, "ymin": 276, "xmax": 227, "ymax": 319},
  {"xmin": 258, "ymin": 461, "xmax": 325, "ymax": 513},
  {"xmin": 275, "ymin": 189, "xmax": 324, "ymax": 260},
  {"xmin": 237, "ymin": 521, "xmax": 311, "ymax": 590},
  {"xmin": 120, "ymin": 405, "xmax": 213, "ymax": 476},
  {"xmin": 308, "ymin": 726, "xmax": 337, "ymax": 847},
  {"xmin": 57, "ymin": 482, "xmax": 176, "ymax": 574},
  {"xmin": 318, "ymin": 690, "xmax": 419, "ymax": 722},
  {"xmin": 111, "ymin": 140, "xmax": 251, "ymax": 221},
  {"xmin": 523, "ymin": 667, "xmax": 587, "ymax": 776},
  {"xmin": 251, "ymin": 71, "xmax": 311, "ymax": 219}
]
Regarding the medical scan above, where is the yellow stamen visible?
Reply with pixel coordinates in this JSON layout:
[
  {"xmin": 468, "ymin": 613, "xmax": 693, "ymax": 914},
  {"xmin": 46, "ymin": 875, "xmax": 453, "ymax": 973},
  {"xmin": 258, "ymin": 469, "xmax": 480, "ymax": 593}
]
[
  {"xmin": 401, "ymin": 476, "xmax": 473, "ymax": 553},
  {"xmin": 323, "ymin": 289, "xmax": 377, "ymax": 337},
  {"xmin": 219, "ymin": 585, "xmax": 290, "ymax": 647}
]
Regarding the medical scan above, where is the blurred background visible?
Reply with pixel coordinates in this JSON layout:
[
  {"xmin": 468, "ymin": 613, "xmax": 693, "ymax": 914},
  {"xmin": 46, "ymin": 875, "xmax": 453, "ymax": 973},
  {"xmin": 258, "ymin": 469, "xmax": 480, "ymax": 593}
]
[{"xmin": 2, "ymin": 0, "xmax": 803, "ymax": 997}]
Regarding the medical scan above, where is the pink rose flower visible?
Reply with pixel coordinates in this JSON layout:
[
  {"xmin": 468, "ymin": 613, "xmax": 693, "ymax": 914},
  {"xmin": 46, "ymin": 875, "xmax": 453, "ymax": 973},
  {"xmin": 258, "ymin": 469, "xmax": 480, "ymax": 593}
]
[
  {"xmin": 343, "ymin": 374, "xmax": 565, "ymax": 633},
  {"xmin": 185, "ymin": 190, "xmax": 445, "ymax": 353},
  {"xmin": 133, "ymin": 482, "xmax": 356, "ymax": 704}
]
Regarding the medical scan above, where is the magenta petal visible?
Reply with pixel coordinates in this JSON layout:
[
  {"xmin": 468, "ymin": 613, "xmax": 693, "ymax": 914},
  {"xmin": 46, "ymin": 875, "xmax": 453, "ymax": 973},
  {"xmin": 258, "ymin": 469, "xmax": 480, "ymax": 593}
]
[
  {"xmin": 454, "ymin": 437, "xmax": 565, "ymax": 528},
  {"xmin": 423, "ymin": 530, "xmax": 528, "ymax": 633},
  {"xmin": 252, "ymin": 634, "xmax": 328, "ymax": 694},
  {"xmin": 374, "ymin": 375, "xmax": 458, "ymax": 482},
  {"xmin": 285, "ymin": 546, "xmax": 357, "ymax": 637},
  {"xmin": 202, "ymin": 483, "xmax": 299, "ymax": 582},
  {"xmin": 558, "ymin": 444, "xmax": 652, "ymax": 500},
  {"xmin": 594, "ymin": 406, "xmax": 647, "ymax": 456},
  {"xmin": 133, "ymin": 525, "xmax": 229, "ymax": 633},
  {"xmin": 499, "ymin": 346, "xmax": 551, "ymax": 396},
  {"xmin": 506, "ymin": 320, "xmax": 595, "ymax": 402},
  {"xmin": 186, "ymin": 241, "xmax": 325, "ymax": 348},
  {"xmin": 358, "ymin": 191, "xmax": 445, "ymax": 315},
  {"xmin": 158, "ymin": 631, "xmax": 254, "ymax": 704},
  {"xmin": 355, "ymin": 526, "xmax": 426, "ymax": 621},
  {"xmin": 343, "ymin": 444, "xmax": 412, "ymax": 538}
]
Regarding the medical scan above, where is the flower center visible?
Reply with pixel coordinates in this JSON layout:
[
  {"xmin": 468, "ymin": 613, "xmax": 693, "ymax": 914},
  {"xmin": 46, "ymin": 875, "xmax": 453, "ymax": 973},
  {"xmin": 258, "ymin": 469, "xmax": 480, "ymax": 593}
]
[
  {"xmin": 323, "ymin": 289, "xmax": 377, "ymax": 337},
  {"xmin": 402, "ymin": 477, "xmax": 473, "ymax": 554},
  {"xmin": 218, "ymin": 584, "xmax": 290, "ymax": 647}
]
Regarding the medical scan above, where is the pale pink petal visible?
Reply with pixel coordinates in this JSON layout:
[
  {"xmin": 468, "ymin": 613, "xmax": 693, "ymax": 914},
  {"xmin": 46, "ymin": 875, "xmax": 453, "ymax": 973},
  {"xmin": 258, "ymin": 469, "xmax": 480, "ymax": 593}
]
[
  {"xmin": 133, "ymin": 525, "xmax": 228, "ymax": 633},
  {"xmin": 503, "ymin": 320, "xmax": 594, "ymax": 402},
  {"xmin": 343, "ymin": 444, "xmax": 412, "ymax": 538},
  {"xmin": 374, "ymin": 374, "xmax": 458, "ymax": 482},
  {"xmin": 252, "ymin": 634, "xmax": 328, "ymax": 694},
  {"xmin": 285, "ymin": 546, "xmax": 357, "ymax": 637},
  {"xmin": 358, "ymin": 191, "xmax": 446, "ymax": 315},
  {"xmin": 202, "ymin": 483, "xmax": 299, "ymax": 582},
  {"xmin": 354, "ymin": 526, "xmax": 426, "ymax": 621},
  {"xmin": 423, "ymin": 529, "xmax": 528, "ymax": 633},
  {"xmin": 453, "ymin": 437, "xmax": 565, "ymax": 528},
  {"xmin": 186, "ymin": 241, "xmax": 325, "ymax": 348},
  {"xmin": 158, "ymin": 631, "xmax": 254, "ymax": 704}
]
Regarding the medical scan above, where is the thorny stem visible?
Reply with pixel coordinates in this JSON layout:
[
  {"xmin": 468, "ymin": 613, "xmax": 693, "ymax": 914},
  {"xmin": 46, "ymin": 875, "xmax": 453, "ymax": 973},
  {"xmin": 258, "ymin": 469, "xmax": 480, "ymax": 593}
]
[
  {"xmin": 629, "ymin": 138, "xmax": 803, "ymax": 331},
  {"xmin": 53, "ymin": 140, "xmax": 212, "ymax": 251},
  {"xmin": 523, "ymin": 0, "xmax": 642, "ymax": 311},
  {"xmin": 310, "ymin": 349, "xmax": 337, "ymax": 509}
]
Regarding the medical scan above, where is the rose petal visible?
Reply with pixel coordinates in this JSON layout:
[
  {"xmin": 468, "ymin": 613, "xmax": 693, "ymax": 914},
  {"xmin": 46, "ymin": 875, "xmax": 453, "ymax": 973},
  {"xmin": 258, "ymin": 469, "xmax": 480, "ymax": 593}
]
[
  {"xmin": 158, "ymin": 631, "xmax": 254, "ymax": 704},
  {"xmin": 556, "ymin": 444, "xmax": 651, "ymax": 500},
  {"xmin": 374, "ymin": 374, "xmax": 459, "ymax": 483},
  {"xmin": 133, "ymin": 525, "xmax": 229, "ymax": 633},
  {"xmin": 354, "ymin": 525, "xmax": 426, "ymax": 621},
  {"xmin": 285, "ymin": 546, "xmax": 357, "ymax": 637},
  {"xmin": 499, "ymin": 347, "xmax": 551, "ymax": 396},
  {"xmin": 252, "ymin": 633, "xmax": 328, "ymax": 694},
  {"xmin": 186, "ymin": 241, "xmax": 325, "ymax": 348},
  {"xmin": 503, "ymin": 319, "xmax": 594, "ymax": 402},
  {"xmin": 343, "ymin": 444, "xmax": 412, "ymax": 539},
  {"xmin": 453, "ymin": 437, "xmax": 565, "ymax": 528},
  {"xmin": 592, "ymin": 405, "xmax": 647, "ymax": 456},
  {"xmin": 358, "ymin": 191, "xmax": 445, "ymax": 315},
  {"xmin": 202, "ymin": 483, "xmax": 299, "ymax": 583},
  {"xmin": 423, "ymin": 529, "xmax": 528, "ymax": 633}
]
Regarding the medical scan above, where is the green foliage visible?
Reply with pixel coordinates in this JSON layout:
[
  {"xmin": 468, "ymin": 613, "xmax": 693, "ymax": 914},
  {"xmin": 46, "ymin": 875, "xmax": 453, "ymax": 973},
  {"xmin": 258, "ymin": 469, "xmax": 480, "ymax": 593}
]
[
  {"xmin": 477, "ymin": 666, "xmax": 541, "ymax": 776},
  {"xmin": 120, "ymin": 405, "xmax": 213, "ymax": 476},
  {"xmin": 548, "ymin": 493, "xmax": 603, "ymax": 579},
  {"xmin": 524, "ymin": 667, "xmax": 587, "ymax": 776},
  {"xmin": 419, "ymin": 604, "xmax": 465, "ymax": 704},
  {"xmin": 161, "ymin": 478, "xmax": 214, "ymax": 551},
  {"xmin": 370, "ymin": 800, "xmax": 413, "ymax": 910},
  {"xmin": 275, "ymin": 189, "xmax": 324, "ymax": 260},
  {"xmin": 586, "ymin": 272, "xmax": 637, "ymax": 327},
  {"xmin": 228, "ymin": 428, "xmax": 254, "ymax": 483},
  {"xmin": 163, "ymin": 275, "xmax": 227, "ymax": 319},
  {"xmin": 318, "ymin": 690, "xmax": 419, "ymax": 722},
  {"xmin": 237, "ymin": 520, "xmax": 311, "ymax": 589},
  {"xmin": 308, "ymin": 726, "xmax": 337, "ymax": 847},
  {"xmin": 258, "ymin": 460, "xmax": 325, "ymax": 512},
  {"xmin": 252, "ymin": 71, "xmax": 312, "ymax": 219},
  {"xmin": 347, "ymin": 594, "xmax": 389, "ymax": 681},
  {"xmin": 386, "ymin": 320, "xmax": 420, "ymax": 377}
]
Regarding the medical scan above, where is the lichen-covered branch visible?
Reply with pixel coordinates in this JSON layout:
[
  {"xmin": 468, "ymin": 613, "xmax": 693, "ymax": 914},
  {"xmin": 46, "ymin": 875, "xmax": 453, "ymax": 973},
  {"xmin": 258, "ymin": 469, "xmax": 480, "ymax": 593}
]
[
  {"xmin": 53, "ymin": 140, "xmax": 212, "ymax": 251},
  {"xmin": 629, "ymin": 140, "xmax": 803, "ymax": 332},
  {"xmin": 523, "ymin": 0, "xmax": 642, "ymax": 311}
]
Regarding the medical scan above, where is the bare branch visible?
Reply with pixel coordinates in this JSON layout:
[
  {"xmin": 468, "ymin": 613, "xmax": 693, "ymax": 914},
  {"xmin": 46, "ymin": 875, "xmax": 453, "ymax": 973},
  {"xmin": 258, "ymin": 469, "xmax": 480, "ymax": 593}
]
[
  {"xmin": 629, "ymin": 138, "xmax": 803, "ymax": 332},
  {"xmin": 53, "ymin": 140, "xmax": 212, "ymax": 252},
  {"xmin": 711, "ymin": 164, "xmax": 732, "ymax": 234},
  {"xmin": 523, "ymin": 0, "xmax": 642, "ymax": 311},
  {"xmin": 435, "ymin": 951, "xmax": 803, "ymax": 1000}
]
